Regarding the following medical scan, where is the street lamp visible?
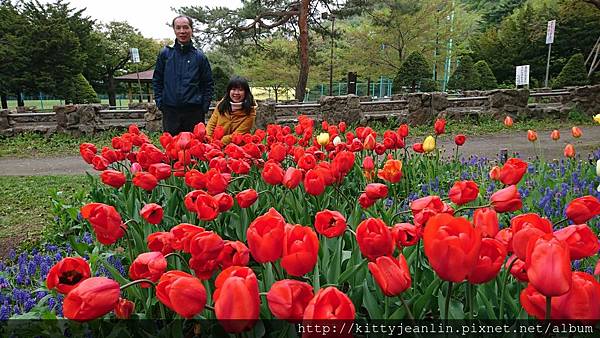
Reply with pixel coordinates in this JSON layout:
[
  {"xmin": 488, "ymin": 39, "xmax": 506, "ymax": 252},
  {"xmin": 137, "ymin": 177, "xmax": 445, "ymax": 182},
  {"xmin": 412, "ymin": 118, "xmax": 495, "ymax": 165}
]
[{"xmin": 322, "ymin": 12, "xmax": 335, "ymax": 96}]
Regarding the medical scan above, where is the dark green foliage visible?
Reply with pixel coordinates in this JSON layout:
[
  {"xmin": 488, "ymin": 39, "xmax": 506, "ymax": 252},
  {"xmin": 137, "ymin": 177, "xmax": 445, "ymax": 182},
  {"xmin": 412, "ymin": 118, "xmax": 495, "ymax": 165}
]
[
  {"xmin": 65, "ymin": 74, "xmax": 100, "ymax": 104},
  {"xmin": 212, "ymin": 67, "xmax": 230, "ymax": 101},
  {"xmin": 419, "ymin": 78, "xmax": 439, "ymax": 92},
  {"xmin": 448, "ymin": 55, "xmax": 478, "ymax": 90},
  {"xmin": 393, "ymin": 51, "xmax": 431, "ymax": 92},
  {"xmin": 473, "ymin": 60, "xmax": 497, "ymax": 90},
  {"xmin": 553, "ymin": 53, "xmax": 589, "ymax": 88}
]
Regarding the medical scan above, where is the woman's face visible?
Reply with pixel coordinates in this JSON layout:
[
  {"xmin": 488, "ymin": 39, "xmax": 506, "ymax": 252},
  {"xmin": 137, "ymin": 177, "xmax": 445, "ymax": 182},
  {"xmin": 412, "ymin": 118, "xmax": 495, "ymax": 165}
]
[{"xmin": 229, "ymin": 86, "xmax": 246, "ymax": 103}]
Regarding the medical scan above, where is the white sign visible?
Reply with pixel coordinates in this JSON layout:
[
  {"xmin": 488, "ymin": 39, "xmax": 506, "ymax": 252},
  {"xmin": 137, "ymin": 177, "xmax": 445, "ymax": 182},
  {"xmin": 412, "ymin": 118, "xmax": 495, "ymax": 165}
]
[
  {"xmin": 516, "ymin": 65, "xmax": 530, "ymax": 86},
  {"xmin": 130, "ymin": 48, "xmax": 140, "ymax": 63},
  {"xmin": 546, "ymin": 20, "xmax": 556, "ymax": 44}
]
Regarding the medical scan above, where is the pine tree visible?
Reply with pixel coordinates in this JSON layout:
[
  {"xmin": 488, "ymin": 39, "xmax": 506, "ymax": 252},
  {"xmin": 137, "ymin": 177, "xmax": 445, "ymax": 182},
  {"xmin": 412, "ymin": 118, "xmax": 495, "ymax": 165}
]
[
  {"xmin": 211, "ymin": 67, "xmax": 230, "ymax": 101},
  {"xmin": 448, "ymin": 55, "xmax": 478, "ymax": 91},
  {"xmin": 473, "ymin": 60, "xmax": 498, "ymax": 90},
  {"xmin": 65, "ymin": 74, "xmax": 100, "ymax": 104},
  {"xmin": 553, "ymin": 53, "xmax": 589, "ymax": 88},
  {"xmin": 393, "ymin": 51, "xmax": 431, "ymax": 93}
]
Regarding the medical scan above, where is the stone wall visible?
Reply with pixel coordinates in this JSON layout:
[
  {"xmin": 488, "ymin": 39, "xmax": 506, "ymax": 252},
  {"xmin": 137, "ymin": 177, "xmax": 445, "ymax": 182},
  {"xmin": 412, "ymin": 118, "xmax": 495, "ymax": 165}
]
[{"xmin": 1, "ymin": 86, "xmax": 598, "ymax": 135}]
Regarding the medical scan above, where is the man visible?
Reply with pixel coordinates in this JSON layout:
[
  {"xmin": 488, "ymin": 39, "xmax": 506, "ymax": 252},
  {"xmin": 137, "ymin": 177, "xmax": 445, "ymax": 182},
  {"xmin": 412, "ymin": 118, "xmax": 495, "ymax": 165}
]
[{"xmin": 152, "ymin": 15, "xmax": 214, "ymax": 135}]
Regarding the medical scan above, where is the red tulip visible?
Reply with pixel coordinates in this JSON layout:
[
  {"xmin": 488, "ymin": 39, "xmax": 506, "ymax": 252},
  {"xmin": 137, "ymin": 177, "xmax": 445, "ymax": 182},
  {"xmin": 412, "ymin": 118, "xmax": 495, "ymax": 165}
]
[
  {"xmin": 565, "ymin": 195, "xmax": 600, "ymax": 224},
  {"xmin": 507, "ymin": 254, "xmax": 528, "ymax": 282},
  {"xmin": 571, "ymin": 126, "xmax": 583, "ymax": 138},
  {"xmin": 262, "ymin": 161, "xmax": 284, "ymax": 185},
  {"xmin": 377, "ymin": 159, "xmax": 402, "ymax": 183},
  {"xmin": 520, "ymin": 284, "xmax": 559, "ymax": 320},
  {"xmin": 504, "ymin": 116, "xmax": 513, "ymax": 127},
  {"xmin": 448, "ymin": 180, "xmax": 479, "ymax": 205},
  {"xmin": 510, "ymin": 213, "xmax": 553, "ymax": 260},
  {"xmin": 304, "ymin": 169, "xmax": 325, "ymax": 196},
  {"xmin": 467, "ymin": 238, "xmax": 507, "ymax": 284},
  {"xmin": 495, "ymin": 228, "xmax": 513, "ymax": 253},
  {"xmin": 454, "ymin": 134, "xmax": 466, "ymax": 146},
  {"xmin": 489, "ymin": 166, "xmax": 501, "ymax": 181},
  {"xmin": 128, "ymin": 252, "xmax": 167, "ymax": 287},
  {"xmin": 139, "ymin": 203, "xmax": 164, "ymax": 225},
  {"xmin": 194, "ymin": 191, "xmax": 220, "ymax": 221},
  {"xmin": 368, "ymin": 255, "xmax": 411, "ymax": 296},
  {"xmin": 132, "ymin": 171, "xmax": 158, "ymax": 191},
  {"xmin": 267, "ymin": 280, "xmax": 313, "ymax": 322},
  {"xmin": 473, "ymin": 207, "xmax": 499, "ymax": 238},
  {"xmin": 314, "ymin": 209, "xmax": 347, "ymax": 238},
  {"xmin": 100, "ymin": 170, "xmax": 126, "ymax": 188},
  {"xmin": 205, "ymin": 169, "xmax": 229, "ymax": 195},
  {"xmin": 527, "ymin": 130, "xmax": 537, "ymax": 142},
  {"xmin": 564, "ymin": 144, "xmax": 575, "ymax": 158},
  {"xmin": 114, "ymin": 297, "xmax": 135, "ymax": 319},
  {"xmin": 490, "ymin": 185, "xmax": 522, "ymax": 213},
  {"xmin": 391, "ymin": 223, "xmax": 421, "ymax": 247},
  {"xmin": 214, "ymin": 192, "xmax": 234, "ymax": 212},
  {"xmin": 526, "ymin": 234, "xmax": 572, "ymax": 297},
  {"xmin": 213, "ymin": 267, "xmax": 260, "ymax": 333},
  {"xmin": 147, "ymin": 231, "xmax": 174, "ymax": 255},
  {"xmin": 217, "ymin": 240, "xmax": 250, "ymax": 268},
  {"xmin": 156, "ymin": 270, "xmax": 207, "ymax": 319},
  {"xmin": 423, "ymin": 213, "xmax": 481, "ymax": 282},
  {"xmin": 410, "ymin": 195, "xmax": 450, "ymax": 227},
  {"xmin": 302, "ymin": 287, "xmax": 355, "ymax": 321},
  {"xmin": 80, "ymin": 203, "xmax": 125, "ymax": 245},
  {"xmin": 148, "ymin": 163, "xmax": 171, "ymax": 180},
  {"xmin": 554, "ymin": 224, "xmax": 600, "ymax": 260},
  {"xmin": 236, "ymin": 189, "xmax": 259, "ymax": 208},
  {"xmin": 550, "ymin": 129, "xmax": 560, "ymax": 141},
  {"xmin": 365, "ymin": 183, "xmax": 388, "ymax": 200},
  {"xmin": 246, "ymin": 208, "xmax": 285, "ymax": 263},
  {"xmin": 46, "ymin": 257, "xmax": 91, "ymax": 294},
  {"xmin": 499, "ymin": 158, "xmax": 528, "ymax": 185},
  {"xmin": 434, "ymin": 118, "xmax": 446, "ymax": 135},
  {"xmin": 189, "ymin": 230, "xmax": 224, "ymax": 262},
  {"xmin": 356, "ymin": 218, "xmax": 395, "ymax": 261},
  {"xmin": 283, "ymin": 167, "xmax": 303, "ymax": 189},
  {"xmin": 63, "ymin": 277, "xmax": 120, "ymax": 321},
  {"xmin": 170, "ymin": 223, "xmax": 204, "ymax": 252},
  {"xmin": 358, "ymin": 192, "xmax": 376, "ymax": 209},
  {"xmin": 281, "ymin": 224, "xmax": 319, "ymax": 276},
  {"xmin": 79, "ymin": 143, "xmax": 97, "ymax": 164},
  {"xmin": 397, "ymin": 124, "xmax": 409, "ymax": 138}
]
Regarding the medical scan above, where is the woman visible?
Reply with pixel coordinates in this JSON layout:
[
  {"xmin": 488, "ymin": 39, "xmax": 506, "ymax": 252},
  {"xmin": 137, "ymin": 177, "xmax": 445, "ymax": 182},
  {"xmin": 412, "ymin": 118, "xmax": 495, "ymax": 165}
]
[{"xmin": 206, "ymin": 76, "xmax": 256, "ymax": 144}]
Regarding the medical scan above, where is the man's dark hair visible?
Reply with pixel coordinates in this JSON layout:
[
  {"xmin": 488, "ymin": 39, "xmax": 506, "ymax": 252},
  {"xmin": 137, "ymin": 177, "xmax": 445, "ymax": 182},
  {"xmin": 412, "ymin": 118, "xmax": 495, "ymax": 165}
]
[
  {"xmin": 217, "ymin": 76, "xmax": 255, "ymax": 115},
  {"xmin": 172, "ymin": 15, "xmax": 193, "ymax": 29}
]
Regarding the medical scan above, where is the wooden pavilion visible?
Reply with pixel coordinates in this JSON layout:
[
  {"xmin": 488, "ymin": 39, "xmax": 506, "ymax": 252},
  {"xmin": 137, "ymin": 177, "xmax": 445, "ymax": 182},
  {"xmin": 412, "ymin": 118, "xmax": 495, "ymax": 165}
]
[{"xmin": 114, "ymin": 70, "xmax": 155, "ymax": 103}]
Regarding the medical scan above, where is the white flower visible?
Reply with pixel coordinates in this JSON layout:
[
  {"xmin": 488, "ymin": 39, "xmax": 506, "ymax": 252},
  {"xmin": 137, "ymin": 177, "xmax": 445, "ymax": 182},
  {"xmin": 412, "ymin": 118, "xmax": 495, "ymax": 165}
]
[
  {"xmin": 596, "ymin": 159, "xmax": 600, "ymax": 177},
  {"xmin": 332, "ymin": 136, "xmax": 342, "ymax": 146}
]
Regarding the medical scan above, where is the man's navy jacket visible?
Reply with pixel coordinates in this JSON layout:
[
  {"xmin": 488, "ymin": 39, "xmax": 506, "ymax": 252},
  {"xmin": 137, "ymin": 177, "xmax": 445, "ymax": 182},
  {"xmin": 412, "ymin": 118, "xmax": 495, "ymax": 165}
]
[{"xmin": 152, "ymin": 41, "xmax": 214, "ymax": 114}]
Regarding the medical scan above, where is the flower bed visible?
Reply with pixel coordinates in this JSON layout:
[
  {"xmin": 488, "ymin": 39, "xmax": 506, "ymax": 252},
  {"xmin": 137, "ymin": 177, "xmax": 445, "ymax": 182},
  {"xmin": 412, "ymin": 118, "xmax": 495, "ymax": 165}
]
[{"xmin": 1, "ymin": 117, "xmax": 599, "ymax": 336}]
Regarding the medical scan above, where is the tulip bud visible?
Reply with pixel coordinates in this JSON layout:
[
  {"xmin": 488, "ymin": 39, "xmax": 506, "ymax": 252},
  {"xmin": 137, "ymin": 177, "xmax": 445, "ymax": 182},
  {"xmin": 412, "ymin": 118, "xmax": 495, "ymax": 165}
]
[
  {"xmin": 564, "ymin": 144, "xmax": 575, "ymax": 158},
  {"xmin": 422, "ymin": 135, "xmax": 435, "ymax": 153},
  {"xmin": 316, "ymin": 132, "xmax": 330, "ymax": 146},
  {"xmin": 571, "ymin": 126, "xmax": 582, "ymax": 138},
  {"xmin": 527, "ymin": 130, "xmax": 537, "ymax": 142},
  {"xmin": 504, "ymin": 116, "xmax": 513, "ymax": 127},
  {"xmin": 550, "ymin": 130, "xmax": 560, "ymax": 141}
]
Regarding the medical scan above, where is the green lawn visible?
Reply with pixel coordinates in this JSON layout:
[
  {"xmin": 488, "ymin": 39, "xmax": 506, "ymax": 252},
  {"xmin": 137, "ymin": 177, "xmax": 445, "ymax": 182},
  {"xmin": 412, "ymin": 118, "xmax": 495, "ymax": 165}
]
[{"xmin": 0, "ymin": 175, "xmax": 88, "ymax": 255}]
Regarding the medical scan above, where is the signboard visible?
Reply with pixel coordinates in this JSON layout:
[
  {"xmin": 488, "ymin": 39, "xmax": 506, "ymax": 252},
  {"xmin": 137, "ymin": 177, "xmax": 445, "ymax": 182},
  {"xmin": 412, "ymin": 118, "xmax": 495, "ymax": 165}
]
[
  {"xmin": 130, "ymin": 48, "xmax": 140, "ymax": 63},
  {"xmin": 516, "ymin": 65, "xmax": 530, "ymax": 86},
  {"xmin": 546, "ymin": 20, "xmax": 556, "ymax": 44}
]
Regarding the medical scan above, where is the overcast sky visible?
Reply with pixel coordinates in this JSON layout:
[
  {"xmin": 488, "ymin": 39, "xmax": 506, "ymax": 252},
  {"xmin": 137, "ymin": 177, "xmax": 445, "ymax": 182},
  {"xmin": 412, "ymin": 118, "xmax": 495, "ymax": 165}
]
[{"xmin": 39, "ymin": 0, "xmax": 241, "ymax": 39}]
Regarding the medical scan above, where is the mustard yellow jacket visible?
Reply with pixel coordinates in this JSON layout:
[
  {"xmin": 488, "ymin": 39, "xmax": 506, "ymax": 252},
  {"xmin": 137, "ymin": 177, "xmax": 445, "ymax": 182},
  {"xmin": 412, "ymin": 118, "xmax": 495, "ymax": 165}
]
[{"xmin": 206, "ymin": 101, "xmax": 256, "ymax": 144}]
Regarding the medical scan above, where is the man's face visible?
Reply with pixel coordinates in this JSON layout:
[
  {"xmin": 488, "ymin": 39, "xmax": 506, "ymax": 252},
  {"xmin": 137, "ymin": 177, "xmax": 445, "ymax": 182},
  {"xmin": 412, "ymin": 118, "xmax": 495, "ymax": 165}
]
[{"xmin": 173, "ymin": 17, "xmax": 192, "ymax": 44}]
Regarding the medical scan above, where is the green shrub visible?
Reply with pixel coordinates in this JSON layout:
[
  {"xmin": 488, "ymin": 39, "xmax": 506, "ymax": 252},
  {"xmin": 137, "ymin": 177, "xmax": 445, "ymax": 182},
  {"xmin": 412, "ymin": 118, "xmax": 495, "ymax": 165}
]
[
  {"xmin": 448, "ymin": 55, "xmax": 478, "ymax": 91},
  {"xmin": 393, "ymin": 51, "xmax": 431, "ymax": 93},
  {"xmin": 553, "ymin": 53, "xmax": 589, "ymax": 88},
  {"xmin": 419, "ymin": 78, "xmax": 439, "ymax": 92},
  {"xmin": 473, "ymin": 60, "xmax": 497, "ymax": 90},
  {"xmin": 65, "ymin": 73, "xmax": 100, "ymax": 104},
  {"xmin": 212, "ymin": 66, "xmax": 230, "ymax": 101}
]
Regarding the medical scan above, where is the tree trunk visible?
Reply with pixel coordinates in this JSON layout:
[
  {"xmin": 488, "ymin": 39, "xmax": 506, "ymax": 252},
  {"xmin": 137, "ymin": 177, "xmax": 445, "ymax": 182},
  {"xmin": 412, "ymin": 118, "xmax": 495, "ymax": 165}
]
[
  {"xmin": 107, "ymin": 75, "xmax": 116, "ymax": 107},
  {"xmin": 1, "ymin": 94, "xmax": 7, "ymax": 109},
  {"xmin": 274, "ymin": 86, "xmax": 279, "ymax": 102},
  {"xmin": 295, "ymin": 0, "xmax": 310, "ymax": 102},
  {"xmin": 16, "ymin": 90, "xmax": 24, "ymax": 107}
]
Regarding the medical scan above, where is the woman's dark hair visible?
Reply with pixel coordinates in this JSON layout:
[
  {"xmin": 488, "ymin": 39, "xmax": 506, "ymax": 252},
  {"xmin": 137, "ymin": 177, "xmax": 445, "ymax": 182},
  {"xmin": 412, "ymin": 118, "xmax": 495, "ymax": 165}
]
[{"xmin": 217, "ymin": 76, "xmax": 255, "ymax": 115}]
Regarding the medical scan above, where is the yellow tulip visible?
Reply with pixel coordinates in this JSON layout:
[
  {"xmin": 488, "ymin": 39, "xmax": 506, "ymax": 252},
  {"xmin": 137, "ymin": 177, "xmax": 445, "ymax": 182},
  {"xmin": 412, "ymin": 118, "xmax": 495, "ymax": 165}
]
[
  {"xmin": 316, "ymin": 132, "xmax": 330, "ymax": 146},
  {"xmin": 423, "ymin": 135, "xmax": 436, "ymax": 153},
  {"xmin": 594, "ymin": 114, "xmax": 600, "ymax": 124}
]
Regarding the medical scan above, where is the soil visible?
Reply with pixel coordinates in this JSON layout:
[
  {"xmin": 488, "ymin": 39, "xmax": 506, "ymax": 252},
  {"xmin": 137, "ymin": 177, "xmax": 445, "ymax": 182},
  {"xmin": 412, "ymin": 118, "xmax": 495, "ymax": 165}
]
[{"xmin": 0, "ymin": 125, "xmax": 598, "ymax": 258}]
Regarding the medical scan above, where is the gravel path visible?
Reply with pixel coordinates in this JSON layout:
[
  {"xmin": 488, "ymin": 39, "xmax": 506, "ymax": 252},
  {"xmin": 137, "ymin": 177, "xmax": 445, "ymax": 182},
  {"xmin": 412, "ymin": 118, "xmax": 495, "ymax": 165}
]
[{"xmin": 0, "ymin": 126, "xmax": 599, "ymax": 176}]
